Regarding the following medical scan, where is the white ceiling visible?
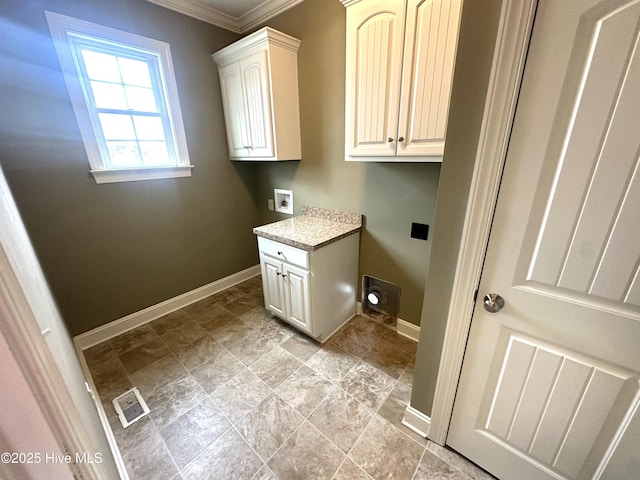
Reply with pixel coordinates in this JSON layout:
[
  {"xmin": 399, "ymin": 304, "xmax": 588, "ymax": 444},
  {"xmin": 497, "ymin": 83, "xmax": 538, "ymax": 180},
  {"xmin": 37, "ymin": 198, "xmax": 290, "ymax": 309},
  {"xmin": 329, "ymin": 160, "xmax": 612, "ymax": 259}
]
[{"xmin": 145, "ymin": 0, "xmax": 306, "ymax": 33}]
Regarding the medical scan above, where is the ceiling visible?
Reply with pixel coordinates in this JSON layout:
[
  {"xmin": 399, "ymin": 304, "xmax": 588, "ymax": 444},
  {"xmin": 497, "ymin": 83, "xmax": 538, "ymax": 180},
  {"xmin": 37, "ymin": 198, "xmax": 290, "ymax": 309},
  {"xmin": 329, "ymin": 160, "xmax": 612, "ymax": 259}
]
[{"xmin": 145, "ymin": 0, "xmax": 306, "ymax": 33}]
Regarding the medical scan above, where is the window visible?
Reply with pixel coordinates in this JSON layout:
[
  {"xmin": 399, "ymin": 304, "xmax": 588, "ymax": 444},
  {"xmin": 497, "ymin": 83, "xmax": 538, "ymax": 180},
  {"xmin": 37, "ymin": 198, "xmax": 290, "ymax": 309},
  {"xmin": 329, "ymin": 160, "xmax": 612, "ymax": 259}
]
[{"xmin": 45, "ymin": 12, "xmax": 192, "ymax": 184}]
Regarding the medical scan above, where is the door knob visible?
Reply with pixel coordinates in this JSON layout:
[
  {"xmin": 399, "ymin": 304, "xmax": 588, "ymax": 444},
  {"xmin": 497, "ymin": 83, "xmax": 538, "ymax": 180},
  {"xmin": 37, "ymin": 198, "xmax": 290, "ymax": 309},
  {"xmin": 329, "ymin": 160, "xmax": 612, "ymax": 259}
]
[{"xmin": 483, "ymin": 293, "xmax": 504, "ymax": 313}]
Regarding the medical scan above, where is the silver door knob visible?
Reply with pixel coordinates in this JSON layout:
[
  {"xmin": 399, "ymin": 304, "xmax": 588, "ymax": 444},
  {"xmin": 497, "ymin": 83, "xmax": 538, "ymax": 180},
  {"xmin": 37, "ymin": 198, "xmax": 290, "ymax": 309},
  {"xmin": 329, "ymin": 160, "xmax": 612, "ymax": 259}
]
[{"xmin": 483, "ymin": 293, "xmax": 504, "ymax": 313}]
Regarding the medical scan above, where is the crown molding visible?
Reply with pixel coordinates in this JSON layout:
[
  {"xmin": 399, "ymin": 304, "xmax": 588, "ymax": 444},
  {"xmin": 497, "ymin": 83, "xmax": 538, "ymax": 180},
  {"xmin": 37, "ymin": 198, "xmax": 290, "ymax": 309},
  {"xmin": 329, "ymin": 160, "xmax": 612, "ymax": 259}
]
[
  {"xmin": 239, "ymin": 0, "xmax": 306, "ymax": 32},
  {"xmin": 145, "ymin": 0, "xmax": 305, "ymax": 33},
  {"xmin": 212, "ymin": 26, "xmax": 301, "ymax": 66},
  {"xmin": 339, "ymin": 0, "xmax": 363, "ymax": 6}
]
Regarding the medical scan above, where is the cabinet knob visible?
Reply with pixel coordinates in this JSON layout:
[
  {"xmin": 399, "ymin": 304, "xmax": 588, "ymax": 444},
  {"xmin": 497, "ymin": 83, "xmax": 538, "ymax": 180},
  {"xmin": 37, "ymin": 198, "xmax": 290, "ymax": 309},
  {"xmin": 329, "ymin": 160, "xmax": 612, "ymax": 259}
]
[
  {"xmin": 387, "ymin": 137, "xmax": 394, "ymax": 143},
  {"xmin": 276, "ymin": 271, "xmax": 281, "ymax": 276},
  {"xmin": 398, "ymin": 136, "xmax": 405, "ymax": 142},
  {"xmin": 277, "ymin": 251, "xmax": 283, "ymax": 256}
]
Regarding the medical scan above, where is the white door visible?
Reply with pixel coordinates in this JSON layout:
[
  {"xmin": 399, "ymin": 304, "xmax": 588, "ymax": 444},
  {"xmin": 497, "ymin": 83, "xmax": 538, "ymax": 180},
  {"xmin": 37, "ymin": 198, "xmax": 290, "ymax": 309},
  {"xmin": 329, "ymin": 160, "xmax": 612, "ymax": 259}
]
[
  {"xmin": 283, "ymin": 263, "xmax": 311, "ymax": 334},
  {"xmin": 345, "ymin": 0, "xmax": 406, "ymax": 157},
  {"xmin": 448, "ymin": 1, "xmax": 640, "ymax": 479},
  {"xmin": 218, "ymin": 62, "xmax": 250, "ymax": 158},
  {"xmin": 397, "ymin": 0, "xmax": 461, "ymax": 157},
  {"xmin": 260, "ymin": 254, "xmax": 286, "ymax": 317},
  {"xmin": 240, "ymin": 51, "xmax": 274, "ymax": 158}
]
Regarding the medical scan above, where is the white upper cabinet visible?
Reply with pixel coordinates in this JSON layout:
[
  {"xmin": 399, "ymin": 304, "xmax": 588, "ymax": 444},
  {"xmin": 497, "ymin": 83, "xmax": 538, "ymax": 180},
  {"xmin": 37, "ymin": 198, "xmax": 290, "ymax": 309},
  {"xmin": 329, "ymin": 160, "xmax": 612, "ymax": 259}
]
[
  {"xmin": 212, "ymin": 27, "xmax": 302, "ymax": 161},
  {"xmin": 343, "ymin": 0, "xmax": 462, "ymax": 162}
]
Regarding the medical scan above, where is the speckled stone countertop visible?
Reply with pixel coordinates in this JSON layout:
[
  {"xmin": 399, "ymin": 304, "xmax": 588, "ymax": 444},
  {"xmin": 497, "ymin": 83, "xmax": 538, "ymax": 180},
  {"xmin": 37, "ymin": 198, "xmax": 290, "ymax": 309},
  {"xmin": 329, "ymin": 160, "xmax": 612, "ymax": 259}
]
[{"xmin": 253, "ymin": 206, "xmax": 363, "ymax": 251}]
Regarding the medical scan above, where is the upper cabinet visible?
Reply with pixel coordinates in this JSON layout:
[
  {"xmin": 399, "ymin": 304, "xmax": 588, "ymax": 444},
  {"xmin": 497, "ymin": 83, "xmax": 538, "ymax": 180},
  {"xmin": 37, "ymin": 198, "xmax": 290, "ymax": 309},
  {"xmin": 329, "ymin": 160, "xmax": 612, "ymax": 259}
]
[
  {"xmin": 342, "ymin": 0, "xmax": 462, "ymax": 162},
  {"xmin": 212, "ymin": 27, "xmax": 302, "ymax": 161}
]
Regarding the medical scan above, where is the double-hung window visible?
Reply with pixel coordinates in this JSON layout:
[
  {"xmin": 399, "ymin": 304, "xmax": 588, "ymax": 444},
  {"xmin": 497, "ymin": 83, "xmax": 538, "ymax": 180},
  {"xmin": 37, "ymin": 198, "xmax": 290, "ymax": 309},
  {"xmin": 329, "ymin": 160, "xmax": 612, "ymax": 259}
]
[{"xmin": 46, "ymin": 12, "xmax": 192, "ymax": 184}]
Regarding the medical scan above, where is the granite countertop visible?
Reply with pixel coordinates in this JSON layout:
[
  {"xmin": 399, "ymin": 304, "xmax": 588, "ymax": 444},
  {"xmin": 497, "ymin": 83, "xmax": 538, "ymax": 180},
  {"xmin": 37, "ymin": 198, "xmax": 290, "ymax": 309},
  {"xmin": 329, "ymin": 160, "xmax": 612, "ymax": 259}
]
[{"xmin": 253, "ymin": 206, "xmax": 363, "ymax": 251}]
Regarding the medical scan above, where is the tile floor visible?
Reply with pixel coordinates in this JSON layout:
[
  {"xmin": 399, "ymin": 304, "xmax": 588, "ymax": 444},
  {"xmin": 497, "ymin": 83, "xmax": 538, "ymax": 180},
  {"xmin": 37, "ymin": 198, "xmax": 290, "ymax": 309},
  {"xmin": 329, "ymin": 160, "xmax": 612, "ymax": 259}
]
[{"xmin": 83, "ymin": 276, "xmax": 494, "ymax": 480}]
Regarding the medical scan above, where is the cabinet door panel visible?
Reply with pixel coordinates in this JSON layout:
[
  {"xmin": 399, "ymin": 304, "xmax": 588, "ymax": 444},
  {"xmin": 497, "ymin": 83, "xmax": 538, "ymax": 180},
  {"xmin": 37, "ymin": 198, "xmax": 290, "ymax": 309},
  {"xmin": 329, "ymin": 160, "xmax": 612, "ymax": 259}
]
[
  {"xmin": 240, "ymin": 51, "xmax": 274, "ymax": 158},
  {"xmin": 260, "ymin": 254, "xmax": 285, "ymax": 317},
  {"xmin": 218, "ymin": 62, "xmax": 250, "ymax": 158},
  {"xmin": 345, "ymin": 0, "xmax": 406, "ymax": 156},
  {"xmin": 398, "ymin": 0, "xmax": 462, "ymax": 156},
  {"xmin": 283, "ymin": 264, "xmax": 311, "ymax": 334}
]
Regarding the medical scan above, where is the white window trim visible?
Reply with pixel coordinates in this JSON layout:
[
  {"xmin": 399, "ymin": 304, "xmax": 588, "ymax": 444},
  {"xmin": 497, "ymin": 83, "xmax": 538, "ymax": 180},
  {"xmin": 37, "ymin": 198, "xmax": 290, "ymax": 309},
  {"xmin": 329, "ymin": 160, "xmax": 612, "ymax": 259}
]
[{"xmin": 45, "ymin": 11, "xmax": 193, "ymax": 184}]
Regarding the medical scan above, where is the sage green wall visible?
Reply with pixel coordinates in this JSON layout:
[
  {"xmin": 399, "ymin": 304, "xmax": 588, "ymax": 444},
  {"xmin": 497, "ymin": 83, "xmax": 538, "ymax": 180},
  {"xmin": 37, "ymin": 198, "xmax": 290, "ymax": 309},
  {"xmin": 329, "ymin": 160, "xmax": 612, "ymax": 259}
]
[
  {"xmin": 0, "ymin": 0, "xmax": 260, "ymax": 335},
  {"xmin": 257, "ymin": 0, "xmax": 441, "ymax": 326},
  {"xmin": 410, "ymin": 0, "xmax": 504, "ymax": 416}
]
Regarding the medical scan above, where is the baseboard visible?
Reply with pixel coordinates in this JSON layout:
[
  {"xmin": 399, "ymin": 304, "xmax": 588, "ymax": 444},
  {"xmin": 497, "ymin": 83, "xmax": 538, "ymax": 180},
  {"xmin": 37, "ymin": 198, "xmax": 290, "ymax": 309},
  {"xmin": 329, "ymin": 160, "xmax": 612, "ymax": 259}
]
[
  {"xmin": 402, "ymin": 405, "xmax": 431, "ymax": 438},
  {"xmin": 356, "ymin": 302, "xmax": 421, "ymax": 342},
  {"xmin": 74, "ymin": 265, "xmax": 261, "ymax": 350},
  {"xmin": 397, "ymin": 318, "xmax": 420, "ymax": 342},
  {"xmin": 73, "ymin": 342, "xmax": 130, "ymax": 480}
]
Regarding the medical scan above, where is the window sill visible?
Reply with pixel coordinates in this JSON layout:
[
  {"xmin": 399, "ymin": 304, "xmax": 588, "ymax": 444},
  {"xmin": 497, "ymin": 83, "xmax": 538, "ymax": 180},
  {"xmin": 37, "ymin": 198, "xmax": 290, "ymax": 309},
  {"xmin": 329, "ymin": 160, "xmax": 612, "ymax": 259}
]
[{"xmin": 90, "ymin": 165, "xmax": 194, "ymax": 184}]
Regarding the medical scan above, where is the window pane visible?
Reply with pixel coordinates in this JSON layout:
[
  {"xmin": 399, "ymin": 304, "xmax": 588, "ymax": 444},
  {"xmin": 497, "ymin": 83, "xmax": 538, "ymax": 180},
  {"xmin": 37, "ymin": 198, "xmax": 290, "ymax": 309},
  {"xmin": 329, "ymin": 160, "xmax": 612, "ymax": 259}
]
[
  {"xmin": 90, "ymin": 81, "xmax": 127, "ymax": 109},
  {"xmin": 81, "ymin": 49, "xmax": 121, "ymax": 83},
  {"xmin": 140, "ymin": 141, "xmax": 170, "ymax": 165},
  {"xmin": 133, "ymin": 116, "xmax": 165, "ymax": 141},
  {"xmin": 125, "ymin": 86, "xmax": 157, "ymax": 112},
  {"xmin": 99, "ymin": 113, "xmax": 135, "ymax": 140},
  {"xmin": 118, "ymin": 57, "xmax": 152, "ymax": 87},
  {"xmin": 107, "ymin": 141, "xmax": 142, "ymax": 166}
]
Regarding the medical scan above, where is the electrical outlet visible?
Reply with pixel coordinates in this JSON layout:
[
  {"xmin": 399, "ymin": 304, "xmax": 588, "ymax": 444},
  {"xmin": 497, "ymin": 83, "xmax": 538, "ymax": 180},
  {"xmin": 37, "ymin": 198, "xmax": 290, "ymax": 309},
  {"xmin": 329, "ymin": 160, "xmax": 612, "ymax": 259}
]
[
  {"xmin": 267, "ymin": 198, "xmax": 274, "ymax": 211},
  {"xmin": 411, "ymin": 222, "xmax": 429, "ymax": 241}
]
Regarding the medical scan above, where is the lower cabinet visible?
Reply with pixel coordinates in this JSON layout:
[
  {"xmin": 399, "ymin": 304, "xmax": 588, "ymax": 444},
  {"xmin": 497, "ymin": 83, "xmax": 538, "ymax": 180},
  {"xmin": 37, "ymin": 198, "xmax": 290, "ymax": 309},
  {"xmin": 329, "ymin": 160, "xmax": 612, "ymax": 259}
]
[
  {"xmin": 257, "ymin": 234, "xmax": 359, "ymax": 342},
  {"xmin": 260, "ymin": 253, "xmax": 312, "ymax": 334}
]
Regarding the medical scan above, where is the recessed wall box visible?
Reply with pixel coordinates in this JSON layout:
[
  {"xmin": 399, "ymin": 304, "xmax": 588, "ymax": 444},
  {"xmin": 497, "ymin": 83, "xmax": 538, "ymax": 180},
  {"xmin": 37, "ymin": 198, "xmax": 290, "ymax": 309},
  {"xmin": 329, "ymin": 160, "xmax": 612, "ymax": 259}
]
[{"xmin": 274, "ymin": 189, "xmax": 293, "ymax": 215}]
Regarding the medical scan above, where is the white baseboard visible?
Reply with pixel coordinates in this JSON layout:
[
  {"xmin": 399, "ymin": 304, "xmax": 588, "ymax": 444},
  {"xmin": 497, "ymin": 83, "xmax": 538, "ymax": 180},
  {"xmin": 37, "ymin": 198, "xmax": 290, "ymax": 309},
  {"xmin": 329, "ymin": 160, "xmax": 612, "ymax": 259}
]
[
  {"xmin": 73, "ymin": 342, "xmax": 130, "ymax": 480},
  {"xmin": 397, "ymin": 318, "xmax": 420, "ymax": 342},
  {"xmin": 74, "ymin": 265, "xmax": 261, "ymax": 350},
  {"xmin": 356, "ymin": 302, "xmax": 421, "ymax": 342},
  {"xmin": 402, "ymin": 405, "xmax": 431, "ymax": 438}
]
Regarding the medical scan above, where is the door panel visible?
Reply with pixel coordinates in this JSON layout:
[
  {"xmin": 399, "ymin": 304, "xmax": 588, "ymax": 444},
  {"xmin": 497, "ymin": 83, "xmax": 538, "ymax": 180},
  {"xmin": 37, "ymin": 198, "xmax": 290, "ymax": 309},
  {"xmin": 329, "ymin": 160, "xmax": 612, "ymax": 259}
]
[
  {"xmin": 283, "ymin": 263, "xmax": 311, "ymax": 334},
  {"xmin": 240, "ymin": 51, "xmax": 274, "ymax": 158},
  {"xmin": 260, "ymin": 254, "xmax": 285, "ymax": 317},
  {"xmin": 218, "ymin": 62, "xmax": 249, "ymax": 158},
  {"xmin": 346, "ymin": 0, "xmax": 405, "ymax": 156},
  {"xmin": 448, "ymin": 1, "xmax": 640, "ymax": 478},
  {"xmin": 398, "ymin": 0, "xmax": 461, "ymax": 156}
]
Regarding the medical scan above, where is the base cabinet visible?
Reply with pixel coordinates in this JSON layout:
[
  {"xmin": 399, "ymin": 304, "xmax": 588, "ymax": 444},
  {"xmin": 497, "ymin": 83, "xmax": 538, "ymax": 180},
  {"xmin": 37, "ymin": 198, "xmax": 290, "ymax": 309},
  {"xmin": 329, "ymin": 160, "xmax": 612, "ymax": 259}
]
[
  {"xmin": 260, "ymin": 253, "xmax": 312, "ymax": 334},
  {"xmin": 257, "ymin": 234, "xmax": 359, "ymax": 342}
]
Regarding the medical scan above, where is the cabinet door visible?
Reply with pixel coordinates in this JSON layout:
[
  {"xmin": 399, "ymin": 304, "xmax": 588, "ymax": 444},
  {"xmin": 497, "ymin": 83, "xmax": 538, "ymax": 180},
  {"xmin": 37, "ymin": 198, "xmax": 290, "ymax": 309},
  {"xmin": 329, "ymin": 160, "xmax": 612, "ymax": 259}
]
[
  {"xmin": 260, "ymin": 254, "xmax": 286, "ymax": 317},
  {"xmin": 218, "ymin": 62, "xmax": 251, "ymax": 158},
  {"xmin": 345, "ymin": 0, "xmax": 406, "ymax": 156},
  {"xmin": 240, "ymin": 51, "xmax": 275, "ymax": 158},
  {"xmin": 282, "ymin": 263, "xmax": 311, "ymax": 334},
  {"xmin": 397, "ymin": 0, "xmax": 462, "ymax": 156}
]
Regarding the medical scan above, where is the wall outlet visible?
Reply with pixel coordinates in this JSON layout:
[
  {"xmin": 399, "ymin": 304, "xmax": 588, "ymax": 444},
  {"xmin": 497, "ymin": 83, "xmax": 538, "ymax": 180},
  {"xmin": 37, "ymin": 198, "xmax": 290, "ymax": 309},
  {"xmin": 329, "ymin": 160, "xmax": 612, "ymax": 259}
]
[{"xmin": 268, "ymin": 199, "xmax": 274, "ymax": 211}]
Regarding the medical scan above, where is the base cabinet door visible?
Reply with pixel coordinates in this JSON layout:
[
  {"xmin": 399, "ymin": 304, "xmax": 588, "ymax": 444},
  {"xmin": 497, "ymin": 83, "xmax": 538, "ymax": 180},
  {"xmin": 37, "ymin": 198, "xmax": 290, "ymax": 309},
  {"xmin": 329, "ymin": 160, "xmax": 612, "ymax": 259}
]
[
  {"xmin": 283, "ymin": 263, "xmax": 311, "ymax": 334},
  {"xmin": 260, "ymin": 254, "xmax": 286, "ymax": 317}
]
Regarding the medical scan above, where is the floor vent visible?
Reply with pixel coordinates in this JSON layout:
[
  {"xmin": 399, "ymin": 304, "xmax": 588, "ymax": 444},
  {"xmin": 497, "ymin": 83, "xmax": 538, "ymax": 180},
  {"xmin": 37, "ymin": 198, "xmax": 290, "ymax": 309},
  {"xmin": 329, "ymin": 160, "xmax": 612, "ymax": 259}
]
[{"xmin": 112, "ymin": 387, "xmax": 150, "ymax": 428}]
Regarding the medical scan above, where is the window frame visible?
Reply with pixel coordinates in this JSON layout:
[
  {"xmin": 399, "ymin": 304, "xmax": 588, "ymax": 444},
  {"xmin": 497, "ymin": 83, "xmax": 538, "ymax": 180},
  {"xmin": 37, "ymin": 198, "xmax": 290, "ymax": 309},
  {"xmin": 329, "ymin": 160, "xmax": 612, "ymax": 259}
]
[{"xmin": 45, "ymin": 11, "xmax": 193, "ymax": 184}]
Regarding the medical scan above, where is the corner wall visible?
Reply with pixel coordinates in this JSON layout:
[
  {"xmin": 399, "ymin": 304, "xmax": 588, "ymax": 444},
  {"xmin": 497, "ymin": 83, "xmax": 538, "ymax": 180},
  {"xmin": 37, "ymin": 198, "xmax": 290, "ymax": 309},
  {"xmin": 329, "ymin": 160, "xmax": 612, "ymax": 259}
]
[{"xmin": 410, "ymin": 0, "xmax": 504, "ymax": 416}]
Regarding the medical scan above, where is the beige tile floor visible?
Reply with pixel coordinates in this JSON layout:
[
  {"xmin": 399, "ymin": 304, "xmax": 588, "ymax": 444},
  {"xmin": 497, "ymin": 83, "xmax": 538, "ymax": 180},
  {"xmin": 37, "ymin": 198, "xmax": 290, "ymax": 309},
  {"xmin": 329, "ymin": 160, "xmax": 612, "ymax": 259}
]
[{"xmin": 84, "ymin": 276, "xmax": 494, "ymax": 480}]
